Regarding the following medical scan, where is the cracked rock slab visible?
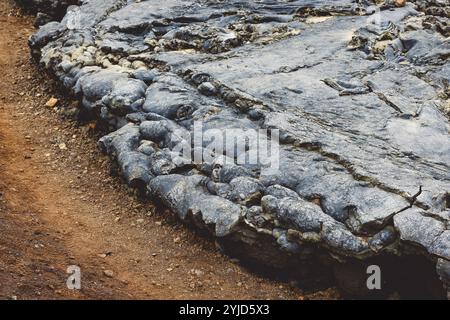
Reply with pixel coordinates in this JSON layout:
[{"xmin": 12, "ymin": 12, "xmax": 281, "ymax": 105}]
[{"xmin": 21, "ymin": 0, "xmax": 450, "ymax": 297}]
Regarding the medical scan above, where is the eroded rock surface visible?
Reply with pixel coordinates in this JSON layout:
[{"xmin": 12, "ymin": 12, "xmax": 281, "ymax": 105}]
[{"xmin": 21, "ymin": 0, "xmax": 450, "ymax": 297}]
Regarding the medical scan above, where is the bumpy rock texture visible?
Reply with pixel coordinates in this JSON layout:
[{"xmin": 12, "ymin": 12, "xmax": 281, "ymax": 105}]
[{"xmin": 23, "ymin": 0, "xmax": 450, "ymax": 297}]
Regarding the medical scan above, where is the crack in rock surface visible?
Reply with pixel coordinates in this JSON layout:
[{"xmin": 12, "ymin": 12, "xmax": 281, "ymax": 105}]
[{"xmin": 20, "ymin": 0, "xmax": 450, "ymax": 297}]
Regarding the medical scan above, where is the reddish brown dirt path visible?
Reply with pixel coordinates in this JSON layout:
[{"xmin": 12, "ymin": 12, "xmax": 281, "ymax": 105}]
[{"xmin": 0, "ymin": 0, "xmax": 338, "ymax": 300}]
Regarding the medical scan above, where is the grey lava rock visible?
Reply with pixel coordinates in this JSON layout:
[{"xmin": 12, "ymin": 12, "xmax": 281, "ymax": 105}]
[
  {"xmin": 19, "ymin": 0, "xmax": 450, "ymax": 298},
  {"xmin": 17, "ymin": 0, "xmax": 80, "ymax": 19}
]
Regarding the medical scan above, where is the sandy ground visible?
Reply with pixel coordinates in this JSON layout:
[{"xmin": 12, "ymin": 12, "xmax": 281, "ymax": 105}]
[{"xmin": 0, "ymin": 0, "xmax": 339, "ymax": 300}]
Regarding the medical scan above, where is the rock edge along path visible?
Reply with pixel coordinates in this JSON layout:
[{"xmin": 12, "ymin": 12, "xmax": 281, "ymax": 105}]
[
  {"xmin": 19, "ymin": 0, "xmax": 450, "ymax": 297},
  {"xmin": 1, "ymin": 0, "xmax": 322, "ymax": 300}
]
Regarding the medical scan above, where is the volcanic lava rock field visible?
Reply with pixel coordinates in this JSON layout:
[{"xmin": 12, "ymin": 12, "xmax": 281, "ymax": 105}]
[{"xmin": 15, "ymin": 0, "xmax": 450, "ymax": 298}]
